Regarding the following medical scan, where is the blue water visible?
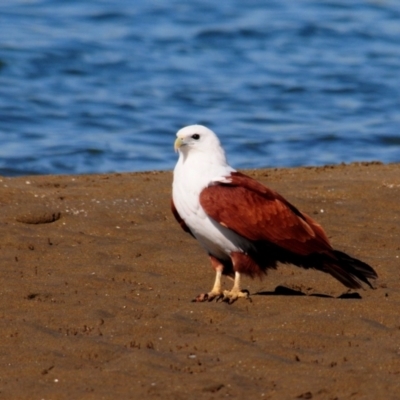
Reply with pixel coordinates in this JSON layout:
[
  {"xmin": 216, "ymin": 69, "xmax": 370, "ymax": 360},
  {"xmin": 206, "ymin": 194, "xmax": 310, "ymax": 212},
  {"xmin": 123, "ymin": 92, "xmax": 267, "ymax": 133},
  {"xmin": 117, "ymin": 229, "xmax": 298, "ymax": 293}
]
[{"xmin": 1, "ymin": 0, "xmax": 400, "ymax": 176}]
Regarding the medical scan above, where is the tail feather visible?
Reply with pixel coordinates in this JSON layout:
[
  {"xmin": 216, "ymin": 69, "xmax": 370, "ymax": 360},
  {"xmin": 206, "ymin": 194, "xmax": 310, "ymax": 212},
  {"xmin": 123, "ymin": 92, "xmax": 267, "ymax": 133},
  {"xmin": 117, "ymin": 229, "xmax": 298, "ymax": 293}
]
[
  {"xmin": 253, "ymin": 241, "xmax": 377, "ymax": 290},
  {"xmin": 323, "ymin": 250, "xmax": 378, "ymax": 289}
]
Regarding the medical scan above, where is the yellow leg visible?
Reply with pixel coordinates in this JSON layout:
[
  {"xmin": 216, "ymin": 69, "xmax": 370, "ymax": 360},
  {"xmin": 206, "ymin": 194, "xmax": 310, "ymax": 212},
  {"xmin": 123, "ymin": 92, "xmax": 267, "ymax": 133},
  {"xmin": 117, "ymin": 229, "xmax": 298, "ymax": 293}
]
[
  {"xmin": 222, "ymin": 271, "xmax": 249, "ymax": 304},
  {"xmin": 193, "ymin": 256, "xmax": 224, "ymax": 302}
]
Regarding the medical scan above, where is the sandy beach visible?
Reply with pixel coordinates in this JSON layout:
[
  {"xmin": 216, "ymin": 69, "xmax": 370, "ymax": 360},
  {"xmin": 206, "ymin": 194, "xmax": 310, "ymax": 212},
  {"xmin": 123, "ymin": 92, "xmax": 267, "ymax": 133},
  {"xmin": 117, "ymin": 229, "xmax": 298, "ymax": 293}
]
[{"xmin": 0, "ymin": 162, "xmax": 399, "ymax": 399}]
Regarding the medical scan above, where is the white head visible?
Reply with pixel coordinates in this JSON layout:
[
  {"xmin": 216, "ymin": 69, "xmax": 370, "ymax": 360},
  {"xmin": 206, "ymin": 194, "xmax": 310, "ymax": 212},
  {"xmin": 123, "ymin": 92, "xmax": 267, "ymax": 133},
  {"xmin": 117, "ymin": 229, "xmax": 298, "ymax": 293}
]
[
  {"xmin": 174, "ymin": 125, "xmax": 230, "ymax": 164},
  {"xmin": 173, "ymin": 125, "xmax": 235, "ymax": 192},
  {"xmin": 174, "ymin": 125, "xmax": 221, "ymax": 152}
]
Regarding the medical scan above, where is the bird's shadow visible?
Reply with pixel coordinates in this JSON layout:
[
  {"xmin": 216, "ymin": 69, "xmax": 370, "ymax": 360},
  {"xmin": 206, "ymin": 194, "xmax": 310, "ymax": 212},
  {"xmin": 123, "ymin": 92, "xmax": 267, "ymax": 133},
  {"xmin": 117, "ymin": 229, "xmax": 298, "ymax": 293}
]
[{"xmin": 255, "ymin": 285, "xmax": 362, "ymax": 299}]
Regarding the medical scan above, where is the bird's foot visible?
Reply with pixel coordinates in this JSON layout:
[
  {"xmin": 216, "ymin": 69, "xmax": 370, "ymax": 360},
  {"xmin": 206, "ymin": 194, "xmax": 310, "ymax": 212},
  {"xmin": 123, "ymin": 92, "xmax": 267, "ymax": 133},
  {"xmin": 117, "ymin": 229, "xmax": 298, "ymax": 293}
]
[
  {"xmin": 192, "ymin": 289, "xmax": 224, "ymax": 302},
  {"xmin": 222, "ymin": 288, "xmax": 250, "ymax": 304}
]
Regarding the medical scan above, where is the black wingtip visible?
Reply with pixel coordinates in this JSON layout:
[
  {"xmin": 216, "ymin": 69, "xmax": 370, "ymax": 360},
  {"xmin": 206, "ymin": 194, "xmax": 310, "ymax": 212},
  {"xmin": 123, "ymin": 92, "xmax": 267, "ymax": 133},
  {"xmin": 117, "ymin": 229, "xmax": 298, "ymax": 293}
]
[{"xmin": 326, "ymin": 250, "xmax": 378, "ymax": 289}]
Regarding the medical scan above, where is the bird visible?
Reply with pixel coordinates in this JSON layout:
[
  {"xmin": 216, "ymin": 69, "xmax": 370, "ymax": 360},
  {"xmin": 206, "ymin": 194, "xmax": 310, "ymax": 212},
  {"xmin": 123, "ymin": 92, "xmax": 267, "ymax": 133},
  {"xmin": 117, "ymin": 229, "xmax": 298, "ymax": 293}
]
[{"xmin": 171, "ymin": 125, "xmax": 377, "ymax": 303}]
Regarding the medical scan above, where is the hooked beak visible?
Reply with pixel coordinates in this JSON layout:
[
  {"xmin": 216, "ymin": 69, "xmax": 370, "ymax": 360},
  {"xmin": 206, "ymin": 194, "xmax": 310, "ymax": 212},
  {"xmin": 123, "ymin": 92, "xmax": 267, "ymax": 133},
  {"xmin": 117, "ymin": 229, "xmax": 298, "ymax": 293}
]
[{"xmin": 174, "ymin": 137, "xmax": 185, "ymax": 152}]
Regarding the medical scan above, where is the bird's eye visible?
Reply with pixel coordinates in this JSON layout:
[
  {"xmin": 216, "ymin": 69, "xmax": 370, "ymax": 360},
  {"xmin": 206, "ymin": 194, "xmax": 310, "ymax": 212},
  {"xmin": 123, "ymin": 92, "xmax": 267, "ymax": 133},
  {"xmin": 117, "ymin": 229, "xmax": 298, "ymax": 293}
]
[{"xmin": 191, "ymin": 134, "xmax": 200, "ymax": 140}]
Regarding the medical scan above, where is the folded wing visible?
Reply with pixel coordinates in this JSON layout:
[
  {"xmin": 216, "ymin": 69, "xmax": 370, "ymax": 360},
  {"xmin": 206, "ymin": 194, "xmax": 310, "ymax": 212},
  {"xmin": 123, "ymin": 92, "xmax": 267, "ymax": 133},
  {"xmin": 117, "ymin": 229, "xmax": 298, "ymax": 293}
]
[{"xmin": 200, "ymin": 172, "xmax": 333, "ymax": 256}]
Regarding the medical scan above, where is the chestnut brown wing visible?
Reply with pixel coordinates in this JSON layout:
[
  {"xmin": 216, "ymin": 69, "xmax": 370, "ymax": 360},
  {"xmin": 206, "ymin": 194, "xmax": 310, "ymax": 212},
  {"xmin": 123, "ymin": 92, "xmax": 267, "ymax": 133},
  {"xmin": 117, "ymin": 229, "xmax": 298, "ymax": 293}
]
[{"xmin": 200, "ymin": 172, "xmax": 332, "ymax": 256}]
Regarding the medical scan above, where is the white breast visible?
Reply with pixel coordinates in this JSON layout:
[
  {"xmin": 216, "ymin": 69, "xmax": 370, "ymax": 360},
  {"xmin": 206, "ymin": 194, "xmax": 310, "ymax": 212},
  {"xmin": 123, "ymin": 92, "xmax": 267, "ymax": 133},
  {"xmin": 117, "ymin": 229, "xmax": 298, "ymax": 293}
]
[{"xmin": 173, "ymin": 152, "xmax": 253, "ymax": 260}]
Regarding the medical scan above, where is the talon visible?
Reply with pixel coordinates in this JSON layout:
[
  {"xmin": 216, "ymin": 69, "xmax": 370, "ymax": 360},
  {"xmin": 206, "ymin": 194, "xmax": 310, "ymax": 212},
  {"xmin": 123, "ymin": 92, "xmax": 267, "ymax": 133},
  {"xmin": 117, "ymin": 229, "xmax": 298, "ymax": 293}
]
[
  {"xmin": 215, "ymin": 294, "xmax": 224, "ymax": 302},
  {"xmin": 192, "ymin": 293, "xmax": 208, "ymax": 302},
  {"xmin": 193, "ymin": 291, "xmax": 223, "ymax": 302},
  {"xmin": 221, "ymin": 288, "xmax": 250, "ymax": 304},
  {"xmin": 222, "ymin": 294, "xmax": 235, "ymax": 304},
  {"xmin": 192, "ymin": 271, "xmax": 250, "ymax": 304}
]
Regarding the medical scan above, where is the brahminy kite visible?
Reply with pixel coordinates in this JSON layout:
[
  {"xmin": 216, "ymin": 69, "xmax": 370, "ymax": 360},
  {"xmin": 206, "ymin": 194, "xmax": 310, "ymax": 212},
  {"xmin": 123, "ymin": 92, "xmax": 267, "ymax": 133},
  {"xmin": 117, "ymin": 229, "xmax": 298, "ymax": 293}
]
[{"xmin": 172, "ymin": 125, "xmax": 377, "ymax": 303}]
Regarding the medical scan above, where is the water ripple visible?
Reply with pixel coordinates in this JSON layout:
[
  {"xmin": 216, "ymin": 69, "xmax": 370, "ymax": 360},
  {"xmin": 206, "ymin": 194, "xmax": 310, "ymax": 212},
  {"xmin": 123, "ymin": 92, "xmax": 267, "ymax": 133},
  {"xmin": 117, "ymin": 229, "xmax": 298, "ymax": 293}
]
[{"xmin": 0, "ymin": 0, "xmax": 399, "ymax": 176}]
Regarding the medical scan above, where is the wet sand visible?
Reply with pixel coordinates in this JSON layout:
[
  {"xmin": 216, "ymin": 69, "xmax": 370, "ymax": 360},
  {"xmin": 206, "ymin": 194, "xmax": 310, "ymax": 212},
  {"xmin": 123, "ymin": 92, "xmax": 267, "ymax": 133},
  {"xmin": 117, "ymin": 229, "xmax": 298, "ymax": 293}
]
[{"xmin": 0, "ymin": 162, "xmax": 399, "ymax": 399}]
